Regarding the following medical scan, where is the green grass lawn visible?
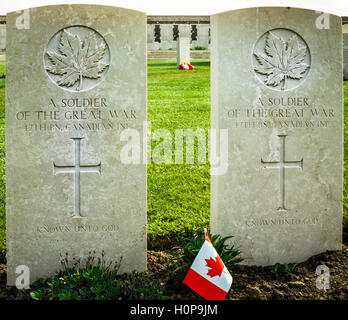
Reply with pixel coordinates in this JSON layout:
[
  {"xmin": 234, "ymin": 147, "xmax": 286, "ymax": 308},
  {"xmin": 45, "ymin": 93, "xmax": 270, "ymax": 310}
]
[
  {"xmin": 147, "ymin": 60, "xmax": 210, "ymax": 248},
  {"xmin": 0, "ymin": 60, "xmax": 346, "ymax": 255}
]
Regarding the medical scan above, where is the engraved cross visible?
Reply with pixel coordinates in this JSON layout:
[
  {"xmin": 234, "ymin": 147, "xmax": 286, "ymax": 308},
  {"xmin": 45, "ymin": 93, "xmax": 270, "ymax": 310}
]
[
  {"xmin": 261, "ymin": 135, "xmax": 303, "ymax": 211},
  {"xmin": 54, "ymin": 138, "xmax": 101, "ymax": 218}
]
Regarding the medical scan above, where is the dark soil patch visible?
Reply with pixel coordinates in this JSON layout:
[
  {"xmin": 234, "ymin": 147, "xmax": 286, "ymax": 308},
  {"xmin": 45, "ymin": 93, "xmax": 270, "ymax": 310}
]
[
  {"xmin": 1, "ymin": 245, "xmax": 347, "ymax": 300},
  {"xmin": 227, "ymin": 245, "xmax": 348, "ymax": 300},
  {"xmin": 148, "ymin": 244, "xmax": 348, "ymax": 300}
]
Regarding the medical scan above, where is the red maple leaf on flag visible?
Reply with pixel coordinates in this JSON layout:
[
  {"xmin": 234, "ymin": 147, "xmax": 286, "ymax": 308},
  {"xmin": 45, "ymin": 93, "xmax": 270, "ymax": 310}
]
[{"xmin": 205, "ymin": 256, "xmax": 227, "ymax": 278}]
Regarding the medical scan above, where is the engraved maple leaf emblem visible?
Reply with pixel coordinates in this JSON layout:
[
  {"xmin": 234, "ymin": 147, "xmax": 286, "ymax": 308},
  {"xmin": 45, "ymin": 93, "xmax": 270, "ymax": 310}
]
[
  {"xmin": 46, "ymin": 29, "xmax": 108, "ymax": 91},
  {"xmin": 205, "ymin": 256, "xmax": 227, "ymax": 278},
  {"xmin": 253, "ymin": 32, "xmax": 309, "ymax": 90}
]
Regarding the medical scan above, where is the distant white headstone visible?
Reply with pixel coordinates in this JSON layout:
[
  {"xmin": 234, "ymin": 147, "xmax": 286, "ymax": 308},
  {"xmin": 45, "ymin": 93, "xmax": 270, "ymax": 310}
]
[
  {"xmin": 159, "ymin": 24, "xmax": 173, "ymax": 50},
  {"xmin": 211, "ymin": 7, "xmax": 343, "ymax": 265},
  {"xmin": 343, "ymin": 32, "xmax": 348, "ymax": 80},
  {"xmin": 176, "ymin": 37, "xmax": 190, "ymax": 68},
  {"xmin": 0, "ymin": 24, "xmax": 5, "ymax": 51}
]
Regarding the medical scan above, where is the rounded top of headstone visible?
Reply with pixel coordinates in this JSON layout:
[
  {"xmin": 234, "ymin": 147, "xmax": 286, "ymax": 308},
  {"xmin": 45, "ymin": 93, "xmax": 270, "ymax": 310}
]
[
  {"xmin": 7, "ymin": 4, "xmax": 146, "ymax": 16},
  {"xmin": 210, "ymin": 6, "xmax": 341, "ymax": 18}
]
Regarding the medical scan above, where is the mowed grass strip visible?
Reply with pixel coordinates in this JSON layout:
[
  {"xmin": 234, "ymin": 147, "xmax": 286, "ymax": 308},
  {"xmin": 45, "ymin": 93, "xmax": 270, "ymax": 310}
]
[{"xmin": 147, "ymin": 60, "xmax": 211, "ymax": 248}]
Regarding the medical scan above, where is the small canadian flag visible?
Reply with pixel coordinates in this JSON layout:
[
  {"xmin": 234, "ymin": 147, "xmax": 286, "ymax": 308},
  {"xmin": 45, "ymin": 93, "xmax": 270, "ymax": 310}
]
[{"xmin": 183, "ymin": 229, "xmax": 233, "ymax": 300}]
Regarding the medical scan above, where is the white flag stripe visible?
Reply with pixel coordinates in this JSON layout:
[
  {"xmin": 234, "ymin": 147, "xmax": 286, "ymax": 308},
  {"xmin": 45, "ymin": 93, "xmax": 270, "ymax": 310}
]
[{"xmin": 190, "ymin": 240, "xmax": 232, "ymax": 292}]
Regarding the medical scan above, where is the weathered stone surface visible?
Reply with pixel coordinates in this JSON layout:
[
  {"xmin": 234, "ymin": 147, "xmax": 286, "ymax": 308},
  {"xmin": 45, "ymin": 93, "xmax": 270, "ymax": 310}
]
[
  {"xmin": 211, "ymin": 7, "xmax": 343, "ymax": 265},
  {"xmin": 6, "ymin": 5, "xmax": 147, "ymax": 284},
  {"xmin": 176, "ymin": 37, "xmax": 190, "ymax": 68}
]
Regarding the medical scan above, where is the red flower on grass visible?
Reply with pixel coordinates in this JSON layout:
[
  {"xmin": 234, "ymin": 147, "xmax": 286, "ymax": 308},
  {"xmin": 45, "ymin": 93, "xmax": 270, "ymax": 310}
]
[{"xmin": 180, "ymin": 62, "xmax": 194, "ymax": 70}]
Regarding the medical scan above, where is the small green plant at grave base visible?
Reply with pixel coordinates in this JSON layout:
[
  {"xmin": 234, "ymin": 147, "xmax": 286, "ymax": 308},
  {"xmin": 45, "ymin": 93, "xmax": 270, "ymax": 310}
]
[
  {"xmin": 30, "ymin": 251, "xmax": 167, "ymax": 300},
  {"xmin": 271, "ymin": 263, "xmax": 284, "ymax": 275},
  {"xmin": 284, "ymin": 263, "xmax": 297, "ymax": 273},
  {"xmin": 169, "ymin": 232, "xmax": 243, "ymax": 280},
  {"xmin": 194, "ymin": 46, "xmax": 206, "ymax": 50},
  {"xmin": 271, "ymin": 263, "xmax": 297, "ymax": 276},
  {"xmin": 120, "ymin": 271, "xmax": 167, "ymax": 300}
]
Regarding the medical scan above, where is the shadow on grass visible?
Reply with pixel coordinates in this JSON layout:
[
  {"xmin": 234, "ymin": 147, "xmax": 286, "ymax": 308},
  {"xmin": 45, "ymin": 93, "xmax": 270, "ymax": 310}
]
[
  {"xmin": 191, "ymin": 61, "xmax": 210, "ymax": 67},
  {"xmin": 148, "ymin": 62, "xmax": 177, "ymax": 68}
]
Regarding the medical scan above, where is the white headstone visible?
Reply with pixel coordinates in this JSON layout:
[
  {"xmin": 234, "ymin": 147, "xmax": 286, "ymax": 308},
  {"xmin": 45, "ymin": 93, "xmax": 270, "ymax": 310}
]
[
  {"xmin": 6, "ymin": 5, "xmax": 147, "ymax": 284},
  {"xmin": 195, "ymin": 24, "xmax": 210, "ymax": 49},
  {"xmin": 176, "ymin": 37, "xmax": 190, "ymax": 68},
  {"xmin": 147, "ymin": 24, "xmax": 156, "ymax": 47},
  {"xmin": 211, "ymin": 7, "xmax": 343, "ymax": 265},
  {"xmin": 178, "ymin": 24, "xmax": 191, "ymax": 38},
  {"xmin": 0, "ymin": 24, "xmax": 5, "ymax": 51}
]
